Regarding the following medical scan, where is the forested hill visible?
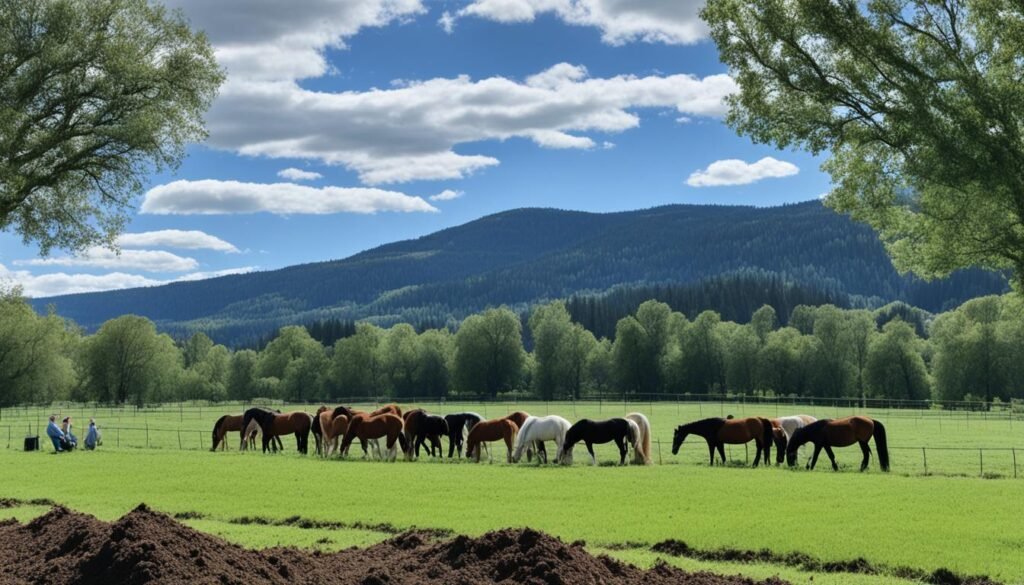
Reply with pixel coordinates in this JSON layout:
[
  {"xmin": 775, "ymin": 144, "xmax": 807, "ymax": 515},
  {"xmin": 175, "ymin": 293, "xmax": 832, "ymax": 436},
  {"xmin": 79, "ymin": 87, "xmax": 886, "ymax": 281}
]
[{"xmin": 34, "ymin": 201, "xmax": 1008, "ymax": 344}]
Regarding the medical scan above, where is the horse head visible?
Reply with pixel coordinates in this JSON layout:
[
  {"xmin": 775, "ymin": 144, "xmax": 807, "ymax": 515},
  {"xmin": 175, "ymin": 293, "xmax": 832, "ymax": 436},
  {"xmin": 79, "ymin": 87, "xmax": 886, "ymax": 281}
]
[{"xmin": 672, "ymin": 426, "xmax": 687, "ymax": 455}]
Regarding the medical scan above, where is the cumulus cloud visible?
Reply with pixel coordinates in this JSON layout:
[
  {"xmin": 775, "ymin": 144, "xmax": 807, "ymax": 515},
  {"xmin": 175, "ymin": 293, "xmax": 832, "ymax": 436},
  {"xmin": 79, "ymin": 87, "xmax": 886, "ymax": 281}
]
[
  {"xmin": 429, "ymin": 189, "xmax": 464, "ymax": 201},
  {"xmin": 141, "ymin": 179, "xmax": 438, "ymax": 215},
  {"xmin": 116, "ymin": 230, "xmax": 240, "ymax": 253},
  {"xmin": 0, "ymin": 264, "xmax": 256, "ymax": 298},
  {"xmin": 15, "ymin": 248, "xmax": 199, "ymax": 273},
  {"xmin": 206, "ymin": 64, "xmax": 735, "ymax": 184},
  {"xmin": 686, "ymin": 157, "xmax": 800, "ymax": 187},
  {"xmin": 449, "ymin": 0, "xmax": 707, "ymax": 45},
  {"xmin": 277, "ymin": 167, "xmax": 324, "ymax": 181}
]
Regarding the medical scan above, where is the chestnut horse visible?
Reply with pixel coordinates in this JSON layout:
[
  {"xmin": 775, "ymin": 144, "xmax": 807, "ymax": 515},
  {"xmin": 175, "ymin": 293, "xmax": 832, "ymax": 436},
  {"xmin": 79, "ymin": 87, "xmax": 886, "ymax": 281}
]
[
  {"xmin": 770, "ymin": 415, "xmax": 817, "ymax": 464},
  {"xmin": 466, "ymin": 418, "xmax": 519, "ymax": 463},
  {"xmin": 241, "ymin": 408, "xmax": 313, "ymax": 454},
  {"xmin": 504, "ymin": 411, "xmax": 539, "ymax": 460},
  {"xmin": 339, "ymin": 413, "xmax": 408, "ymax": 461},
  {"xmin": 671, "ymin": 417, "xmax": 773, "ymax": 467},
  {"xmin": 372, "ymin": 404, "xmax": 402, "ymax": 417},
  {"xmin": 211, "ymin": 414, "xmax": 245, "ymax": 451},
  {"xmin": 402, "ymin": 408, "xmax": 424, "ymax": 459},
  {"xmin": 317, "ymin": 409, "xmax": 351, "ymax": 458},
  {"xmin": 787, "ymin": 416, "xmax": 889, "ymax": 472}
]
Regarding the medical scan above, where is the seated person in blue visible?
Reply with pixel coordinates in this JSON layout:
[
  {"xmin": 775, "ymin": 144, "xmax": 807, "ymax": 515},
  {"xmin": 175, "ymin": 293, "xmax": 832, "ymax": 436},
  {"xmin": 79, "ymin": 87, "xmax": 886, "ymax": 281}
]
[
  {"xmin": 46, "ymin": 415, "xmax": 66, "ymax": 452},
  {"xmin": 84, "ymin": 418, "xmax": 101, "ymax": 450},
  {"xmin": 61, "ymin": 416, "xmax": 77, "ymax": 450}
]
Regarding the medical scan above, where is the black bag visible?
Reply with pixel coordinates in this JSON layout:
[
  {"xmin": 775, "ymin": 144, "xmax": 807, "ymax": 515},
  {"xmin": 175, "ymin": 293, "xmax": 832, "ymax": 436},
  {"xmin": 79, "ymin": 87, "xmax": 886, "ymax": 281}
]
[{"xmin": 24, "ymin": 436, "xmax": 39, "ymax": 451}]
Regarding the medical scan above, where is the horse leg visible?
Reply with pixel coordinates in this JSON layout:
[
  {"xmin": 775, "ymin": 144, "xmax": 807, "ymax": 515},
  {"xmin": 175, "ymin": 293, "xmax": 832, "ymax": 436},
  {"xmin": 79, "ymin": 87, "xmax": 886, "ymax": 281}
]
[
  {"xmin": 706, "ymin": 441, "xmax": 715, "ymax": 466},
  {"xmin": 448, "ymin": 433, "xmax": 456, "ymax": 458},
  {"xmin": 615, "ymin": 437, "xmax": 627, "ymax": 465},
  {"xmin": 809, "ymin": 444, "xmax": 823, "ymax": 470},
  {"xmin": 859, "ymin": 440, "xmax": 871, "ymax": 472},
  {"xmin": 824, "ymin": 445, "xmax": 839, "ymax": 471},
  {"xmin": 716, "ymin": 443, "xmax": 726, "ymax": 465},
  {"xmin": 586, "ymin": 442, "xmax": 597, "ymax": 466},
  {"xmin": 537, "ymin": 442, "xmax": 547, "ymax": 464},
  {"xmin": 752, "ymin": 440, "xmax": 762, "ymax": 468}
]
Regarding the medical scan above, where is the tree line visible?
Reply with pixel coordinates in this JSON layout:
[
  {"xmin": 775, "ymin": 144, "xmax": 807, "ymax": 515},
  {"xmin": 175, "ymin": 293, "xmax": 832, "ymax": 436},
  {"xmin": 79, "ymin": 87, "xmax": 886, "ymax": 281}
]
[{"xmin": 2, "ymin": 285, "xmax": 1023, "ymax": 407}]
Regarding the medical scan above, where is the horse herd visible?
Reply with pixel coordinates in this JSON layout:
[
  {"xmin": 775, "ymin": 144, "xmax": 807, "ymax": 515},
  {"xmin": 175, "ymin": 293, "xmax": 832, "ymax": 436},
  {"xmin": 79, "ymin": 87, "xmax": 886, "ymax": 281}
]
[{"xmin": 210, "ymin": 405, "xmax": 890, "ymax": 471}]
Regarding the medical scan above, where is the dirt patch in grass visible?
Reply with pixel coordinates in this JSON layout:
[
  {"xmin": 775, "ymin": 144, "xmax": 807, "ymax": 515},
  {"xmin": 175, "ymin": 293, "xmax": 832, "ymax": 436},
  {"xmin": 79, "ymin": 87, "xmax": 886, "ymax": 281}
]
[
  {"xmin": 650, "ymin": 539, "xmax": 1002, "ymax": 585},
  {"xmin": 228, "ymin": 513, "xmax": 453, "ymax": 539},
  {"xmin": 0, "ymin": 497, "xmax": 57, "ymax": 509},
  {"xmin": 0, "ymin": 505, "xmax": 789, "ymax": 585}
]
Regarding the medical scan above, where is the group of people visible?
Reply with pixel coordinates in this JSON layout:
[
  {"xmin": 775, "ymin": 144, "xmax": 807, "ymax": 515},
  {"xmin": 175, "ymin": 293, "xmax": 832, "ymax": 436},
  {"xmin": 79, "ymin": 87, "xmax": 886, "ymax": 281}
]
[{"xmin": 46, "ymin": 415, "xmax": 100, "ymax": 452}]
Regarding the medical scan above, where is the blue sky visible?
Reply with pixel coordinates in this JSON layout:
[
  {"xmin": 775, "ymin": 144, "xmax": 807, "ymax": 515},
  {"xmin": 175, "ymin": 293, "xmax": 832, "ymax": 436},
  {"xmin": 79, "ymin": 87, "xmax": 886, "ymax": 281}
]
[{"xmin": 0, "ymin": 0, "xmax": 830, "ymax": 298}]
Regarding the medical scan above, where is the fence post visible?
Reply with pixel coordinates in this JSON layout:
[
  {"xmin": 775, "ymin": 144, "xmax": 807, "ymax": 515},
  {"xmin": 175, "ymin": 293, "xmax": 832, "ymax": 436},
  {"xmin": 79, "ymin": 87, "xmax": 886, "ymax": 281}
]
[
  {"xmin": 199, "ymin": 431, "xmax": 203, "ymax": 450},
  {"xmin": 177, "ymin": 430, "xmax": 182, "ymax": 450},
  {"xmin": 116, "ymin": 427, "xmax": 120, "ymax": 448},
  {"xmin": 979, "ymin": 449, "xmax": 983, "ymax": 477},
  {"xmin": 922, "ymin": 447, "xmax": 927, "ymax": 476},
  {"xmin": 145, "ymin": 423, "xmax": 149, "ymax": 449},
  {"xmin": 1013, "ymin": 448, "xmax": 1017, "ymax": 479},
  {"xmin": 657, "ymin": 438, "xmax": 663, "ymax": 465}
]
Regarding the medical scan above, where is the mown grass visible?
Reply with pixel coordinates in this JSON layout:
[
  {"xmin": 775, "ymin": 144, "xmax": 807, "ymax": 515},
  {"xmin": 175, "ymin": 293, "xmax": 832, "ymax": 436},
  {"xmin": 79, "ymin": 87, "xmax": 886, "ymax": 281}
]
[{"xmin": 0, "ymin": 448, "xmax": 1021, "ymax": 584}]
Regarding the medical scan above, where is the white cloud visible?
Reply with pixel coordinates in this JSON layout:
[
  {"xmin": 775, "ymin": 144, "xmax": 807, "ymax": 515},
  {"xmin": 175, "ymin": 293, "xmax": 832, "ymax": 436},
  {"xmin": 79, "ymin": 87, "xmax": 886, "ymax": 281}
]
[
  {"xmin": 277, "ymin": 167, "xmax": 323, "ymax": 181},
  {"xmin": 686, "ymin": 157, "xmax": 800, "ymax": 187},
  {"xmin": 439, "ymin": 10, "xmax": 457, "ymax": 33},
  {"xmin": 116, "ymin": 230, "xmax": 240, "ymax": 253},
  {"xmin": 0, "ymin": 264, "xmax": 256, "ymax": 298},
  {"xmin": 429, "ymin": 189, "xmax": 464, "ymax": 201},
  {"xmin": 206, "ymin": 64, "xmax": 735, "ymax": 184},
  {"xmin": 449, "ymin": 0, "xmax": 707, "ymax": 46},
  {"xmin": 15, "ymin": 248, "xmax": 199, "ymax": 273},
  {"xmin": 141, "ymin": 179, "xmax": 438, "ymax": 215}
]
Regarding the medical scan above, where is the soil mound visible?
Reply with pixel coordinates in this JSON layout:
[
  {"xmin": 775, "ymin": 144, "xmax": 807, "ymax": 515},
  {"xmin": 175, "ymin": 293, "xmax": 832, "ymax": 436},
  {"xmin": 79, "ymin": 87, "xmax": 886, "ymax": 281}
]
[{"xmin": 0, "ymin": 505, "xmax": 789, "ymax": 585}]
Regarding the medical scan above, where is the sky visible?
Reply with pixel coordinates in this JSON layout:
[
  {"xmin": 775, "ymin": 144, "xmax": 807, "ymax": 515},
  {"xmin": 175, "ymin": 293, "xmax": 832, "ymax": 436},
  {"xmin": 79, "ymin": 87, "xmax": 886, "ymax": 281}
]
[{"xmin": 0, "ymin": 0, "xmax": 832, "ymax": 298}]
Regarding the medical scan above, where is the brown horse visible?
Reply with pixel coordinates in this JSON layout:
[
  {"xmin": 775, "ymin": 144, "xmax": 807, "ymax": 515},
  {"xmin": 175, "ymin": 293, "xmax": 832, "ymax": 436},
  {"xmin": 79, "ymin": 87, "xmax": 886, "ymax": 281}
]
[
  {"xmin": 466, "ymin": 418, "xmax": 519, "ymax": 463},
  {"xmin": 317, "ymin": 410, "xmax": 351, "ymax": 458},
  {"xmin": 672, "ymin": 416, "xmax": 773, "ymax": 467},
  {"xmin": 211, "ymin": 414, "xmax": 245, "ymax": 451},
  {"xmin": 339, "ymin": 413, "xmax": 408, "ymax": 461},
  {"xmin": 372, "ymin": 404, "xmax": 402, "ymax": 417},
  {"xmin": 402, "ymin": 408, "xmax": 424, "ymax": 459},
  {"xmin": 241, "ymin": 408, "xmax": 313, "ymax": 454},
  {"xmin": 787, "ymin": 416, "xmax": 889, "ymax": 472},
  {"xmin": 770, "ymin": 415, "xmax": 818, "ymax": 464}
]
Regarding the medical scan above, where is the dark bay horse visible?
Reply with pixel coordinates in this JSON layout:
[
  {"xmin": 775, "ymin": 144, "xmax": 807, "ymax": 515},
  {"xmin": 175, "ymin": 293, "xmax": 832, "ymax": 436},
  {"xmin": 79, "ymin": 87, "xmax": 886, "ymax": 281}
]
[
  {"xmin": 407, "ymin": 411, "xmax": 448, "ymax": 458},
  {"xmin": 402, "ymin": 408, "xmax": 424, "ymax": 459},
  {"xmin": 558, "ymin": 418, "xmax": 639, "ymax": 466},
  {"xmin": 444, "ymin": 412, "xmax": 483, "ymax": 458},
  {"xmin": 671, "ymin": 417, "xmax": 773, "ymax": 467},
  {"xmin": 241, "ymin": 408, "xmax": 312, "ymax": 454},
  {"xmin": 224, "ymin": 409, "xmax": 283, "ymax": 452},
  {"xmin": 787, "ymin": 416, "xmax": 889, "ymax": 472}
]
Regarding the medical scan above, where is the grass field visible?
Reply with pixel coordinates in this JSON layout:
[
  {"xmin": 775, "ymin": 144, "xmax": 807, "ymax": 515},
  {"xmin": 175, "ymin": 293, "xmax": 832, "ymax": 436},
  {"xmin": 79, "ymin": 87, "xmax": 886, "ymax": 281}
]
[{"xmin": 1, "ymin": 401, "xmax": 1022, "ymax": 585}]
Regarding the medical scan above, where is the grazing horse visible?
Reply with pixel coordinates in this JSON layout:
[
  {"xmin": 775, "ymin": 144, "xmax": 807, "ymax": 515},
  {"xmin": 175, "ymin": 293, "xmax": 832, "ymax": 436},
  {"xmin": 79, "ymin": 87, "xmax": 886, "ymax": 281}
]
[
  {"xmin": 770, "ymin": 415, "xmax": 817, "ymax": 464},
  {"xmin": 232, "ymin": 409, "xmax": 283, "ymax": 452},
  {"xmin": 408, "ymin": 411, "xmax": 448, "ymax": 458},
  {"xmin": 625, "ymin": 412, "xmax": 652, "ymax": 465},
  {"xmin": 787, "ymin": 417, "xmax": 889, "ymax": 472},
  {"xmin": 211, "ymin": 414, "xmax": 246, "ymax": 451},
  {"xmin": 503, "ymin": 411, "xmax": 541, "ymax": 460},
  {"xmin": 444, "ymin": 412, "xmax": 483, "ymax": 458},
  {"xmin": 317, "ymin": 409, "xmax": 352, "ymax": 458},
  {"xmin": 241, "ymin": 408, "xmax": 313, "ymax": 454},
  {"xmin": 372, "ymin": 403, "xmax": 402, "ymax": 417},
  {"xmin": 339, "ymin": 413, "xmax": 408, "ymax": 461},
  {"xmin": 558, "ymin": 418, "xmax": 640, "ymax": 466},
  {"xmin": 671, "ymin": 417, "xmax": 773, "ymax": 467},
  {"xmin": 511, "ymin": 415, "xmax": 570, "ymax": 463},
  {"xmin": 402, "ymin": 408, "xmax": 425, "ymax": 459},
  {"xmin": 466, "ymin": 418, "xmax": 519, "ymax": 463}
]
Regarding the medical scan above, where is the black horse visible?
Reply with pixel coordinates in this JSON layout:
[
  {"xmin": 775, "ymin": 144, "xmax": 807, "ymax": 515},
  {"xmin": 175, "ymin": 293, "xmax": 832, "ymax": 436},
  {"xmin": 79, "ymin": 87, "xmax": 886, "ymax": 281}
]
[
  {"xmin": 444, "ymin": 412, "xmax": 483, "ymax": 458},
  {"xmin": 786, "ymin": 416, "xmax": 889, "ymax": 472},
  {"xmin": 241, "ymin": 407, "xmax": 311, "ymax": 454},
  {"xmin": 559, "ymin": 418, "xmax": 635, "ymax": 465},
  {"xmin": 237, "ymin": 408, "xmax": 284, "ymax": 452},
  {"xmin": 409, "ymin": 412, "xmax": 449, "ymax": 458},
  {"xmin": 671, "ymin": 417, "xmax": 773, "ymax": 467}
]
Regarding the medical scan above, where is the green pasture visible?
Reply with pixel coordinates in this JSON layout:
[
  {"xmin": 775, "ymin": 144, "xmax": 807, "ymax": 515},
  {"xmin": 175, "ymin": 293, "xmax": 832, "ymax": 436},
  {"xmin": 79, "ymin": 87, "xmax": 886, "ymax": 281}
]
[
  {"xmin": 0, "ymin": 443, "xmax": 1022, "ymax": 584},
  {"xmin": 1, "ymin": 400, "xmax": 1021, "ymax": 477}
]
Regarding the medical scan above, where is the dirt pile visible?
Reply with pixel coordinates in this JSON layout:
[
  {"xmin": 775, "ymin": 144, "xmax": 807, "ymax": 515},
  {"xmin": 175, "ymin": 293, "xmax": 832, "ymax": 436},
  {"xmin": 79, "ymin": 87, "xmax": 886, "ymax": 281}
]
[{"xmin": 0, "ymin": 505, "xmax": 788, "ymax": 585}]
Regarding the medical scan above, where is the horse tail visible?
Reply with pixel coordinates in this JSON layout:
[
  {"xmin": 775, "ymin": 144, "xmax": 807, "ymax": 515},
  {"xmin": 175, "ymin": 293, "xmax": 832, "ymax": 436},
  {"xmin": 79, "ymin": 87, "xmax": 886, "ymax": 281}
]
[
  {"xmin": 628, "ymin": 413, "xmax": 652, "ymax": 465},
  {"xmin": 211, "ymin": 415, "xmax": 228, "ymax": 451},
  {"xmin": 874, "ymin": 419, "xmax": 890, "ymax": 472},
  {"xmin": 625, "ymin": 419, "xmax": 643, "ymax": 462}
]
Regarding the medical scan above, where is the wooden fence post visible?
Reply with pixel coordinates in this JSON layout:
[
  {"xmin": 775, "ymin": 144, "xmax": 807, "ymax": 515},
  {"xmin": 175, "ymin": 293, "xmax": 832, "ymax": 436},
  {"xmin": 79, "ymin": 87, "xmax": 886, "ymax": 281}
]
[
  {"xmin": 1013, "ymin": 448, "xmax": 1017, "ymax": 479},
  {"xmin": 657, "ymin": 439, "xmax": 663, "ymax": 465},
  {"xmin": 922, "ymin": 447, "xmax": 927, "ymax": 476},
  {"xmin": 979, "ymin": 449, "xmax": 983, "ymax": 477},
  {"xmin": 177, "ymin": 430, "xmax": 182, "ymax": 450}
]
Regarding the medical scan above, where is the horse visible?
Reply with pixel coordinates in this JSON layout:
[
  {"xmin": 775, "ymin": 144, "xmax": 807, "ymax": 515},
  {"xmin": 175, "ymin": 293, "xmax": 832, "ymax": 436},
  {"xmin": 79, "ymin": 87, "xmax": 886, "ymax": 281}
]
[
  {"xmin": 231, "ymin": 409, "xmax": 283, "ymax": 452},
  {"xmin": 625, "ymin": 412, "xmax": 652, "ymax": 465},
  {"xmin": 770, "ymin": 415, "xmax": 817, "ymax": 464},
  {"xmin": 511, "ymin": 415, "xmax": 570, "ymax": 463},
  {"xmin": 241, "ymin": 408, "xmax": 313, "ymax": 454},
  {"xmin": 311, "ymin": 406, "xmax": 327, "ymax": 456},
  {"xmin": 372, "ymin": 404, "xmax": 402, "ymax": 417},
  {"xmin": 402, "ymin": 408, "xmax": 425, "ymax": 460},
  {"xmin": 211, "ymin": 414, "xmax": 245, "ymax": 451},
  {"xmin": 317, "ymin": 409, "xmax": 352, "ymax": 458},
  {"xmin": 503, "ymin": 411, "xmax": 541, "ymax": 460},
  {"xmin": 408, "ymin": 411, "xmax": 448, "ymax": 458},
  {"xmin": 557, "ymin": 418, "xmax": 640, "ymax": 466},
  {"xmin": 465, "ymin": 418, "xmax": 519, "ymax": 463},
  {"xmin": 786, "ymin": 416, "xmax": 889, "ymax": 472},
  {"xmin": 443, "ymin": 412, "xmax": 483, "ymax": 458},
  {"xmin": 671, "ymin": 417, "xmax": 773, "ymax": 467},
  {"xmin": 339, "ymin": 413, "xmax": 408, "ymax": 462}
]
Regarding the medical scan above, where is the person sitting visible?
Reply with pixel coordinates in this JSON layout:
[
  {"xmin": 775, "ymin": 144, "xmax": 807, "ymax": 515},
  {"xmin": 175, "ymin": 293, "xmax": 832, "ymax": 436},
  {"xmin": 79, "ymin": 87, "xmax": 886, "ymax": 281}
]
[
  {"xmin": 84, "ymin": 419, "xmax": 101, "ymax": 450},
  {"xmin": 61, "ymin": 417, "xmax": 77, "ymax": 450},
  {"xmin": 46, "ymin": 415, "xmax": 66, "ymax": 452}
]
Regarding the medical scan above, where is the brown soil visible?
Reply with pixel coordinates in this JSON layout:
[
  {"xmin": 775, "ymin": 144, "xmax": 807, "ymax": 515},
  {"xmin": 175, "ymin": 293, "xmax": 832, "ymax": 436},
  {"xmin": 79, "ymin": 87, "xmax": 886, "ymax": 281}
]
[{"xmin": 0, "ymin": 505, "xmax": 788, "ymax": 585}]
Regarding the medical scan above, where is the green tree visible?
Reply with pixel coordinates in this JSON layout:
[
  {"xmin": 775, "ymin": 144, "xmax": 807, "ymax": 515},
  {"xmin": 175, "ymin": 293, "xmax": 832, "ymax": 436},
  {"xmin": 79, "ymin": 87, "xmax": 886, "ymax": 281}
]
[
  {"xmin": 866, "ymin": 320, "xmax": 930, "ymax": 400},
  {"xmin": 750, "ymin": 304, "xmax": 777, "ymax": 344},
  {"xmin": 226, "ymin": 349, "xmax": 258, "ymax": 401},
  {"xmin": 330, "ymin": 323, "xmax": 385, "ymax": 397},
  {"xmin": 417, "ymin": 328, "xmax": 453, "ymax": 398},
  {"xmin": 258, "ymin": 326, "xmax": 325, "ymax": 401},
  {"xmin": 79, "ymin": 314, "xmax": 180, "ymax": 405},
  {"xmin": 721, "ymin": 322, "xmax": 759, "ymax": 394},
  {"xmin": 612, "ymin": 316, "xmax": 648, "ymax": 397},
  {"xmin": 846, "ymin": 310, "xmax": 878, "ymax": 404},
  {"xmin": 182, "ymin": 332, "xmax": 214, "ymax": 369},
  {"xmin": 0, "ymin": 288, "xmax": 77, "ymax": 405},
  {"xmin": 383, "ymin": 323, "xmax": 420, "ymax": 398},
  {"xmin": 0, "ymin": 0, "xmax": 224, "ymax": 253},
  {"xmin": 453, "ymin": 308, "xmax": 525, "ymax": 398},
  {"xmin": 704, "ymin": 0, "xmax": 1024, "ymax": 286},
  {"xmin": 529, "ymin": 301, "xmax": 572, "ymax": 400}
]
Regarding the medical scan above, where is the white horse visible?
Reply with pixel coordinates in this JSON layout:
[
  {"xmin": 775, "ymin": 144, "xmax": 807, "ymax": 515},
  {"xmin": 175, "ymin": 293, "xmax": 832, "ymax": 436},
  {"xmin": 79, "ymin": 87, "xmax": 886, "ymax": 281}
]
[
  {"xmin": 772, "ymin": 415, "xmax": 817, "ymax": 463},
  {"xmin": 625, "ymin": 412, "xmax": 652, "ymax": 465},
  {"xmin": 511, "ymin": 415, "xmax": 571, "ymax": 463}
]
